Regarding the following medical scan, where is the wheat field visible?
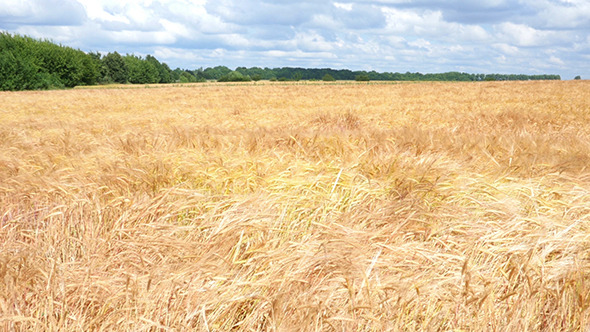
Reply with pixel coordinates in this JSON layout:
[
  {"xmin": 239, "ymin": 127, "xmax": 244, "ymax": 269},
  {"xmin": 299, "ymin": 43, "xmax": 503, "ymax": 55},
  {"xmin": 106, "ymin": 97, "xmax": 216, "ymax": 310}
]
[{"xmin": 1, "ymin": 81, "xmax": 589, "ymax": 331}]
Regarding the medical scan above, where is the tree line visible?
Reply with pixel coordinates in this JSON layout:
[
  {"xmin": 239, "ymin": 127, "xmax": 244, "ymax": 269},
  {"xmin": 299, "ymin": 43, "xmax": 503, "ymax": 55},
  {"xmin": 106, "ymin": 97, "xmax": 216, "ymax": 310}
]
[
  {"xmin": 0, "ymin": 32, "xmax": 201, "ymax": 90},
  {"xmin": 1, "ymin": 32, "xmax": 561, "ymax": 91},
  {"xmin": 198, "ymin": 66, "xmax": 561, "ymax": 82}
]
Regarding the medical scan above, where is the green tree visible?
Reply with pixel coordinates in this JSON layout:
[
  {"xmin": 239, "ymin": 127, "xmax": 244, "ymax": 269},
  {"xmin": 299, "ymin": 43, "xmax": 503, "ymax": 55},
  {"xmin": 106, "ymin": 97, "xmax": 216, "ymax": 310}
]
[
  {"xmin": 171, "ymin": 68, "xmax": 183, "ymax": 82},
  {"xmin": 102, "ymin": 52, "xmax": 128, "ymax": 83},
  {"xmin": 355, "ymin": 73, "xmax": 370, "ymax": 81},
  {"xmin": 179, "ymin": 71, "xmax": 196, "ymax": 83},
  {"xmin": 0, "ymin": 34, "xmax": 39, "ymax": 90},
  {"xmin": 0, "ymin": 32, "xmax": 99, "ymax": 90},
  {"xmin": 78, "ymin": 51, "xmax": 100, "ymax": 86},
  {"xmin": 124, "ymin": 54, "xmax": 159, "ymax": 84},
  {"xmin": 574, "ymin": 75, "xmax": 581, "ymax": 80},
  {"xmin": 203, "ymin": 66, "xmax": 232, "ymax": 80},
  {"xmin": 146, "ymin": 55, "xmax": 172, "ymax": 83},
  {"xmin": 322, "ymin": 74, "xmax": 336, "ymax": 81},
  {"xmin": 218, "ymin": 70, "xmax": 251, "ymax": 82}
]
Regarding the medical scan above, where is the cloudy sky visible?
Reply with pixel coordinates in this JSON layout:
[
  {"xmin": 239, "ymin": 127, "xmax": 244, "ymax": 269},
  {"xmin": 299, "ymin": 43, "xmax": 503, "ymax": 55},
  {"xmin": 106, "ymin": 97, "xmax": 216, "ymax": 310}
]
[{"xmin": 1, "ymin": 0, "xmax": 588, "ymax": 79}]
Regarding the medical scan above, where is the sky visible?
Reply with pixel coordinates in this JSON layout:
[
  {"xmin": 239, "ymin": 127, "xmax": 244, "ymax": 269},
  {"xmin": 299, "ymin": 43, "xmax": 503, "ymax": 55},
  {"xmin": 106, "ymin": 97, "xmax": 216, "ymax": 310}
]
[{"xmin": 1, "ymin": 0, "xmax": 589, "ymax": 79}]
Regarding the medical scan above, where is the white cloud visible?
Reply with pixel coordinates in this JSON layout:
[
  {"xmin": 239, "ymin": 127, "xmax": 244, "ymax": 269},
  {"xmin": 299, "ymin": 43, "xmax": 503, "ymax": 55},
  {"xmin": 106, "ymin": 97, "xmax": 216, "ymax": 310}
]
[
  {"xmin": 263, "ymin": 49, "xmax": 337, "ymax": 60},
  {"xmin": 0, "ymin": 0, "xmax": 587, "ymax": 79},
  {"xmin": 408, "ymin": 38, "xmax": 431, "ymax": 50},
  {"xmin": 218, "ymin": 33, "xmax": 253, "ymax": 48},
  {"xmin": 154, "ymin": 47, "xmax": 201, "ymax": 62},
  {"xmin": 381, "ymin": 7, "xmax": 490, "ymax": 43},
  {"xmin": 309, "ymin": 14, "xmax": 340, "ymax": 30},
  {"xmin": 333, "ymin": 2, "xmax": 353, "ymax": 11},
  {"xmin": 549, "ymin": 56, "xmax": 565, "ymax": 65},
  {"xmin": 110, "ymin": 29, "xmax": 177, "ymax": 45},
  {"xmin": 293, "ymin": 31, "xmax": 336, "ymax": 52},
  {"xmin": 494, "ymin": 22, "xmax": 557, "ymax": 47},
  {"xmin": 0, "ymin": 0, "xmax": 86, "ymax": 25},
  {"xmin": 492, "ymin": 43, "xmax": 520, "ymax": 56},
  {"xmin": 77, "ymin": 0, "xmax": 128, "ymax": 24},
  {"xmin": 0, "ymin": 0, "xmax": 33, "ymax": 17},
  {"xmin": 522, "ymin": 0, "xmax": 590, "ymax": 29},
  {"xmin": 159, "ymin": 19, "xmax": 192, "ymax": 39}
]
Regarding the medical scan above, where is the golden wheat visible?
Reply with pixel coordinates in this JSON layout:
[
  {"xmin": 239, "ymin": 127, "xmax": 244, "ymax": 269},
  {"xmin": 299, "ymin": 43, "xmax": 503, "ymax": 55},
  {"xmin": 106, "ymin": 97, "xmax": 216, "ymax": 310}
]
[{"xmin": 1, "ymin": 81, "xmax": 589, "ymax": 330}]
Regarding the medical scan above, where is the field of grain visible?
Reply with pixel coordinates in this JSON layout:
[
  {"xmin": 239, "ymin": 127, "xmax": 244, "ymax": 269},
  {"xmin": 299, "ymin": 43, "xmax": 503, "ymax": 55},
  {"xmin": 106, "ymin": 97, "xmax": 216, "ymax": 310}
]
[{"xmin": 1, "ymin": 81, "xmax": 589, "ymax": 331}]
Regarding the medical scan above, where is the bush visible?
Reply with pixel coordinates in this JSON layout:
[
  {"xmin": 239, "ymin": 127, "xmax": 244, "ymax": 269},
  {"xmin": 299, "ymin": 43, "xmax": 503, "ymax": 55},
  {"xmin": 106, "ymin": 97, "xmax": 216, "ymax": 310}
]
[
  {"xmin": 102, "ymin": 52, "xmax": 128, "ymax": 84},
  {"xmin": 574, "ymin": 76, "xmax": 581, "ymax": 80},
  {"xmin": 0, "ymin": 32, "xmax": 100, "ymax": 90},
  {"xmin": 355, "ymin": 73, "xmax": 370, "ymax": 82},
  {"xmin": 35, "ymin": 72, "xmax": 65, "ymax": 90},
  {"xmin": 218, "ymin": 71, "xmax": 251, "ymax": 82},
  {"xmin": 124, "ymin": 54, "xmax": 160, "ymax": 84},
  {"xmin": 322, "ymin": 74, "xmax": 336, "ymax": 82},
  {"xmin": 179, "ymin": 72, "xmax": 194, "ymax": 83}
]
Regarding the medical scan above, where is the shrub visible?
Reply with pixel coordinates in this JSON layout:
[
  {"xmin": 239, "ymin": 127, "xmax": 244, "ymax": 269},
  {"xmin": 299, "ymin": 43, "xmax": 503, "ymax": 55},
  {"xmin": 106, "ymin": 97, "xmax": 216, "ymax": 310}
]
[
  {"xmin": 322, "ymin": 74, "xmax": 336, "ymax": 81},
  {"xmin": 0, "ymin": 32, "xmax": 100, "ymax": 90},
  {"xmin": 355, "ymin": 73, "xmax": 370, "ymax": 82},
  {"xmin": 102, "ymin": 52, "xmax": 128, "ymax": 84},
  {"xmin": 218, "ymin": 71, "xmax": 252, "ymax": 82}
]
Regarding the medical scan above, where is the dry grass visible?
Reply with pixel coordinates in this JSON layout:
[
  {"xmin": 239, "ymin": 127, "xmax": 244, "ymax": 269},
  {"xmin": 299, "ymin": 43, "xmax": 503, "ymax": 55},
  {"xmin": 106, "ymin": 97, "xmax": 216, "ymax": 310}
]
[{"xmin": 1, "ymin": 80, "xmax": 590, "ymax": 331}]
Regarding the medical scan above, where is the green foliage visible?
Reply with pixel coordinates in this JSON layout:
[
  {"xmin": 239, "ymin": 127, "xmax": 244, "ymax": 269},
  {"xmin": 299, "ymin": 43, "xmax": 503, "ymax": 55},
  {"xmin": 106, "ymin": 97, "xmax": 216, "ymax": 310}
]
[
  {"xmin": 179, "ymin": 72, "xmax": 192, "ymax": 83},
  {"xmin": 171, "ymin": 68, "xmax": 183, "ymax": 82},
  {"xmin": 355, "ymin": 73, "xmax": 370, "ymax": 81},
  {"xmin": 0, "ymin": 43, "xmax": 38, "ymax": 90},
  {"xmin": 0, "ymin": 32, "xmax": 564, "ymax": 91},
  {"xmin": 0, "ymin": 33, "xmax": 179, "ymax": 90},
  {"xmin": 218, "ymin": 70, "xmax": 251, "ymax": 82},
  {"xmin": 224, "ymin": 66, "xmax": 561, "ymax": 82},
  {"xmin": 178, "ymin": 70, "xmax": 203, "ymax": 83},
  {"xmin": 0, "ymin": 32, "xmax": 100, "ymax": 90},
  {"xmin": 78, "ymin": 53, "xmax": 100, "ymax": 86},
  {"xmin": 34, "ymin": 42, "xmax": 78, "ymax": 87},
  {"xmin": 574, "ymin": 76, "xmax": 581, "ymax": 80},
  {"xmin": 322, "ymin": 74, "xmax": 336, "ymax": 81},
  {"xmin": 101, "ymin": 52, "xmax": 128, "ymax": 84},
  {"xmin": 124, "ymin": 54, "xmax": 160, "ymax": 84},
  {"xmin": 203, "ymin": 66, "xmax": 232, "ymax": 80},
  {"xmin": 146, "ymin": 55, "xmax": 173, "ymax": 83}
]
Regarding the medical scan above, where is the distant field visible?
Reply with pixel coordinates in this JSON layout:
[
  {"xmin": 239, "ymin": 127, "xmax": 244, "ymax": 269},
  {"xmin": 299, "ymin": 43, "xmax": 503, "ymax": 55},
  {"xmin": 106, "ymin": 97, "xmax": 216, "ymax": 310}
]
[{"xmin": 1, "ymin": 81, "xmax": 589, "ymax": 330}]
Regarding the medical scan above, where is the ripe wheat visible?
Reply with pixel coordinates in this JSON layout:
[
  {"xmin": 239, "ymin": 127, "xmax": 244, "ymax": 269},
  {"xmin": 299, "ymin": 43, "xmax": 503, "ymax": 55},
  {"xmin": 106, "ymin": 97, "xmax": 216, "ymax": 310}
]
[{"xmin": 1, "ymin": 81, "xmax": 589, "ymax": 330}]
